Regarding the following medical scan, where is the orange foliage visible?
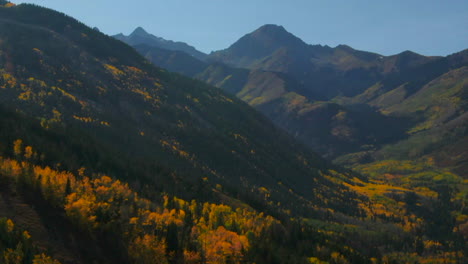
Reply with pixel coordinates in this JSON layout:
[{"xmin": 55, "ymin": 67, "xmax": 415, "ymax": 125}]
[
  {"xmin": 103, "ymin": 64, "xmax": 124, "ymax": 77},
  {"xmin": 13, "ymin": 139, "xmax": 22, "ymax": 156},
  {"xmin": 24, "ymin": 146, "xmax": 33, "ymax": 159},
  {"xmin": 0, "ymin": 140, "xmax": 278, "ymax": 263},
  {"xmin": 33, "ymin": 253, "xmax": 62, "ymax": 264},
  {"xmin": 65, "ymin": 193, "xmax": 98, "ymax": 228},
  {"xmin": 198, "ymin": 226, "xmax": 249, "ymax": 264}
]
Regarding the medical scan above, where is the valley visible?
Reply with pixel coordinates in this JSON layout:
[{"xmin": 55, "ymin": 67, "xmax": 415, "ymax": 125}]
[{"xmin": 0, "ymin": 1, "xmax": 466, "ymax": 263}]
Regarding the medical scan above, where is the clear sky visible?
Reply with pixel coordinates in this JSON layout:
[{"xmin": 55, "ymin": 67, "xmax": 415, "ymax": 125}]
[{"xmin": 14, "ymin": 0, "xmax": 468, "ymax": 56}]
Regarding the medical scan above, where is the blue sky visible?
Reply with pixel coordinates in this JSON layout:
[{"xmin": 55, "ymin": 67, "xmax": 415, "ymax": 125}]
[{"xmin": 14, "ymin": 0, "xmax": 468, "ymax": 56}]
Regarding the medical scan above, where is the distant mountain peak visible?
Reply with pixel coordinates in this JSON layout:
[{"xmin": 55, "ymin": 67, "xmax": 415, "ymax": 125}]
[
  {"xmin": 207, "ymin": 24, "xmax": 308, "ymax": 68},
  {"xmin": 250, "ymin": 24, "xmax": 304, "ymax": 44},
  {"xmin": 397, "ymin": 50, "xmax": 428, "ymax": 59},
  {"xmin": 255, "ymin": 24, "xmax": 287, "ymax": 33},
  {"xmin": 131, "ymin": 26, "xmax": 149, "ymax": 36}
]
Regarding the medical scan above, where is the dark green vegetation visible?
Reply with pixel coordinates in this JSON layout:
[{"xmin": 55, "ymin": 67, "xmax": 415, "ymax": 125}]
[
  {"xmin": 0, "ymin": 2, "xmax": 466, "ymax": 263},
  {"xmin": 123, "ymin": 25, "xmax": 468, "ymax": 173}
]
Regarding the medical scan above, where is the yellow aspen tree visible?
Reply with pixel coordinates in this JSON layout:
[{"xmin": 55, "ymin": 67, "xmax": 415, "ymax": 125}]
[
  {"xmin": 24, "ymin": 146, "xmax": 33, "ymax": 159},
  {"xmin": 13, "ymin": 139, "xmax": 23, "ymax": 157},
  {"xmin": 32, "ymin": 254, "xmax": 62, "ymax": 264}
]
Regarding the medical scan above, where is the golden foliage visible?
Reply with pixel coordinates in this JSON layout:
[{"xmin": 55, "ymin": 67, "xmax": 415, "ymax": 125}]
[
  {"xmin": 198, "ymin": 226, "xmax": 248, "ymax": 264},
  {"xmin": 72, "ymin": 115, "xmax": 95, "ymax": 123},
  {"xmin": 13, "ymin": 139, "xmax": 22, "ymax": 157},
  {"xmin": 160, "ymin": 139, "xmax": 190, "ymax": 158},
  {"xmin": 0, "ymin": 70, "xmax": 17, "ymax": 89},
  {"xmin": 3, "ymin": 246, "xmax": 24, "ymax": 264},
  {"xmin": 32, "ymin": 253, "xmax": 62, "ymax": 264},
  {"xmin": 0, "ymin": 140, "xmax": 279, "ymax": 263},
  {"xmin": 5, "ymin": 219, "xmax": 14, "ymax": 233},
  {"xmin": 103, "ymin": 64, "xmax": 124, "ymax": 77},
  {"xmin": 24, "ymin": 146, "xmax": 33, "ymax": 160}
]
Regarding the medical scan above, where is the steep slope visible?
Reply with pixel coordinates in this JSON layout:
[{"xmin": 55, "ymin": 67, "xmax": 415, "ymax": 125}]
[
  {"xmin": 334, "ymin": 51, "xmax": 468, "ymax": 171},
  {"xmin": 114, "ymin": 27, "xmax": 207, "ymax": 61},
  {"xmin": 0, "ymin": 3, "xmax": 372, "ymax": 219},
  {"xmin": 256, "ymin": 98, "xmax": 412, "ymax": 158},
  {"xmin": 1, "ymin": 98, "xmax": 466, "ymax": 264},
  {"xmin": 130, "ymin": 43, "xmax": 312, "ymax": 112},
  {"xmin": 345, "ymin": 50, "xmax": 468, "ymax": 106},
  {"xmin": 372, "ymin": 66, "xmax": 468, "ymax": 176},
  {"xmin": 1, "ymin": 104, "xmax": 466, "ymax": 264}
]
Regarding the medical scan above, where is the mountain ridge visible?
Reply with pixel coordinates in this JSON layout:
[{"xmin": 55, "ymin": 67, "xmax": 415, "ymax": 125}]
[
  {"xmin": 113, "ymin": 26, "xmax": 207, "ymax": 61},
  {"xmin": 118, "ymin": 24, "xmax": 468, "ymax": 175}
]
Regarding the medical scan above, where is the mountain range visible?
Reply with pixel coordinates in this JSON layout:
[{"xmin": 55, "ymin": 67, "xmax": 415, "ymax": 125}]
[
  {"xmin": 116, "ymin": 25, "xmax": 468, "ymax": 177},
  {"xmin": 0, "ymin": 2, "xmax": 466, "ymax": 263}
]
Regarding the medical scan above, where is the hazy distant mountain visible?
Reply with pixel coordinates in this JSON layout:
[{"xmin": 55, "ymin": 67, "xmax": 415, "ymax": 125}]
[
  {"xmin": 208, "ymin": 25, "xmax": 442, "ymax": 99},
  {"xmin": 208, "ymin": 24, "xmax": 311, "ymax": 68},
  {"xmin": 114, "ymin": 27, "xmax": 207, "ymax": 60}
]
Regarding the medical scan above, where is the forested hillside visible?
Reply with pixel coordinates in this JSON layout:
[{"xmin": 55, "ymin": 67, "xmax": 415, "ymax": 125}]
[
  {"xmin": 0, "ymin": 2, "xmax": 467, "ymax": 263},
  {"xmin": 0, "ymin": 111, "xmax": 466, "ymax": 263},
  {"xmin": 0, "ymin": 2, "xmax": 358, "ymax": 219}
]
